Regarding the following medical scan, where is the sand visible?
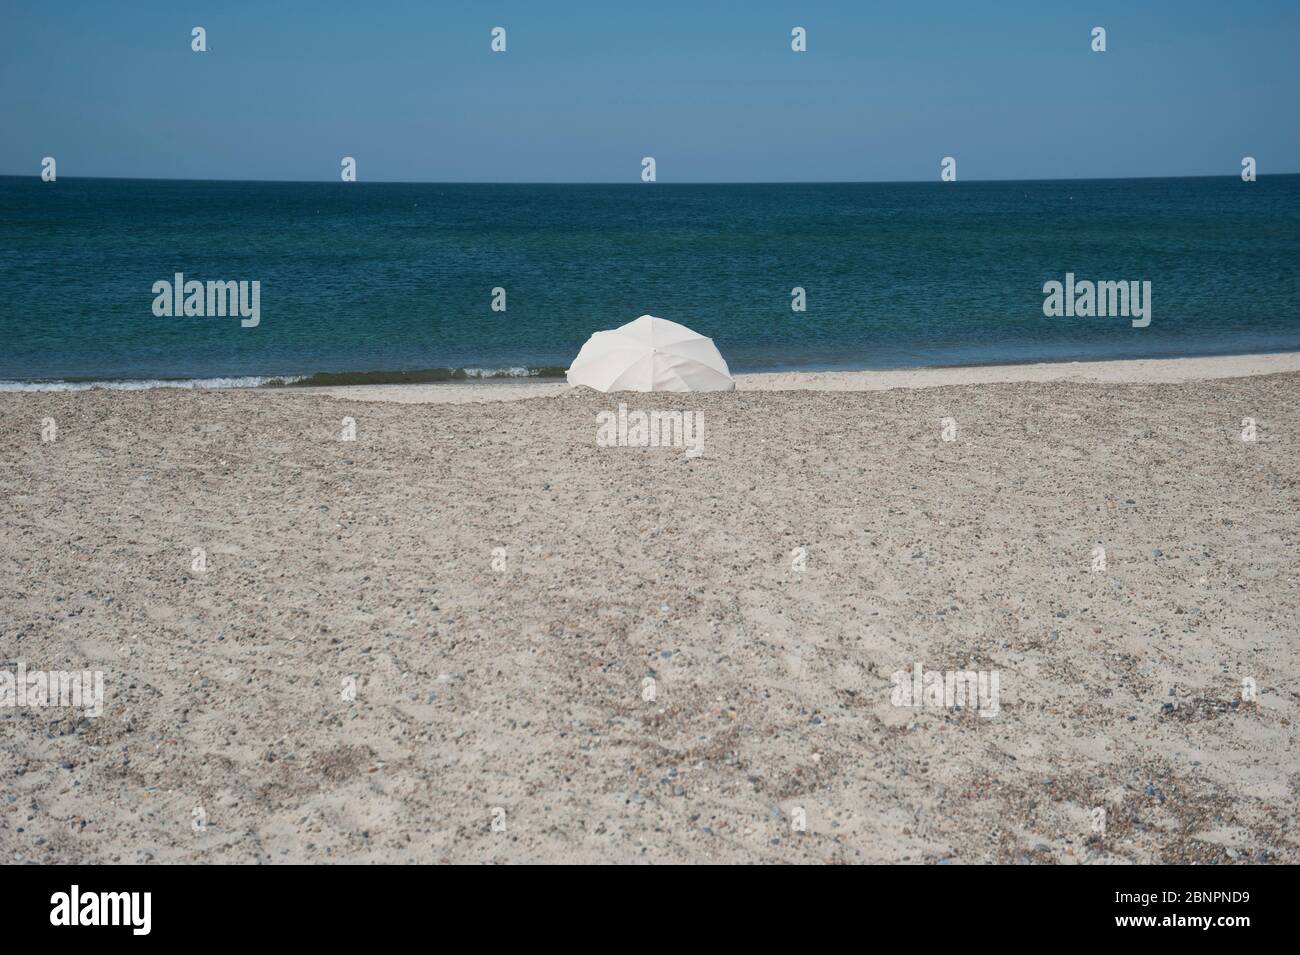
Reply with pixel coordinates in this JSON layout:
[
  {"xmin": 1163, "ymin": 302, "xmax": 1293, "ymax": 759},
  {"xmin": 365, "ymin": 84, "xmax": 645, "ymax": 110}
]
[{"xmin": 1, "ymin": 354, "xmax": 1297, "ymax": 864}]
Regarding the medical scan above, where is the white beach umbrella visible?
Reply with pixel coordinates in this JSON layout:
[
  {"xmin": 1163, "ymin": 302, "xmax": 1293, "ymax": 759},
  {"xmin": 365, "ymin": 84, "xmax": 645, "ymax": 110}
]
[{"xmin": 566, "ymin": 315, "xmax": 735, "ymax": 392}]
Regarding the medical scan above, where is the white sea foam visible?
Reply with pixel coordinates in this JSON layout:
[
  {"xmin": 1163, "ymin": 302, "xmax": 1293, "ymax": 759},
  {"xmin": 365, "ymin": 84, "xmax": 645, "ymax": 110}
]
[
  {"xmin": 461, "ymin": 367, "xmax": 543, "ymax": 379},
  {"xmin": 0, "ymin": 367, "xmax": 553, "ymax": 392},
  {"xmin": 0, "ymin": 375, "xmax": 305, "ymax": 393}
]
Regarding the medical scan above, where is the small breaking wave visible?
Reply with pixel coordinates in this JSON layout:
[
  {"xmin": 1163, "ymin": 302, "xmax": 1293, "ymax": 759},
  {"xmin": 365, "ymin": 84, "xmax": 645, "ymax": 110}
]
[
  {"xmin": 0, "ymin": 375, "xmax": 306, "ymax": 392},
  {"xmin": 0, "ymin": 367, "xmax": 567, "ymax": 392},
  {"xmin": 277, "ymin": 366, "xmax": 567, "ymax": 387}
]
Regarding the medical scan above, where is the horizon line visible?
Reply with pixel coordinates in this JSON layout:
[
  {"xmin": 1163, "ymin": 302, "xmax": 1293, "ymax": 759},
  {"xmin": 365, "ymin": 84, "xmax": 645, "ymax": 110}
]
[{"xmin": 5, "ymin": 171, "xmax": 1298, "ymax": 187}]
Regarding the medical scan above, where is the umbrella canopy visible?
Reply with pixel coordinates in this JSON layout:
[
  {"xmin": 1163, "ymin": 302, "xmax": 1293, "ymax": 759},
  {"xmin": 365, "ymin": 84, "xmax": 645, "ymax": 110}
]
[{"xmin": 566, "ymin": 315, "xmax": 735, "ymax": 392}]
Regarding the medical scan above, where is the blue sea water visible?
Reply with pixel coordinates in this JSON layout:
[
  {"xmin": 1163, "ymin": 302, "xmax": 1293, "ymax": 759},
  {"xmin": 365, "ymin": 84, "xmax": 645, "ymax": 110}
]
[{"xmin": 1, "ymin": 175, "xmax": 1297, "ymax": 386}]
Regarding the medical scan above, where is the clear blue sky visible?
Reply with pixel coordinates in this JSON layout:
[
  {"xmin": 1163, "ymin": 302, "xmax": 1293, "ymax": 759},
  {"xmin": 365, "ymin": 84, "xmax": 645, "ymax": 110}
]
[{"xmin": 3, "ymin": 0, "xmax": 1297, "ymax": 182}]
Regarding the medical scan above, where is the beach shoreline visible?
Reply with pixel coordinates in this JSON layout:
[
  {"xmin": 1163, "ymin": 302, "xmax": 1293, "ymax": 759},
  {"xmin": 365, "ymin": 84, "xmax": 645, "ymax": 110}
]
[
  {"xmin": 6, "ymin": 351, "xmax": 1299, "ymax": 399},
  {"xmin": 282, "ymin": 350, "xmax": 1300, "ymax": 403}
]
